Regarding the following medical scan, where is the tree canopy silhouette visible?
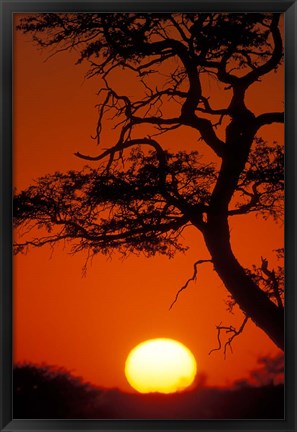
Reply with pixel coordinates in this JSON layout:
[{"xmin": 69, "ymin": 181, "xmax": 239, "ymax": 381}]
[
  {"xmin": 13, "ymin": 363, "xmax": 108, "ymax": 418},
  {"xmin": 14, "ymin": 13, "xmax": 284, "ymax": 350}
]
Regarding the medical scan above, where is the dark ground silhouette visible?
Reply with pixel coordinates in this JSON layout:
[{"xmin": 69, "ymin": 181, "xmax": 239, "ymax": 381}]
[{"xmin": 14, "ymin": 364, "xmax": 284, "ymax": 419}]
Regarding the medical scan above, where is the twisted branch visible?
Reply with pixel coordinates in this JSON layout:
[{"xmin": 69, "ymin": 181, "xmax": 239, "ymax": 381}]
[
  {"xmin": 209, "ymin": 315, "xmax": 249, "ymax": 358},
  {"xmin": 169, "ymin": 259, "xmax": 212, "ymax": 310}
]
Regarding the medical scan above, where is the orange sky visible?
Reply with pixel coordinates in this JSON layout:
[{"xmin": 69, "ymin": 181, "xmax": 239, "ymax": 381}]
[{"xmin": 13, "ymin": 14, "xmax": 284, "ymax": 393}]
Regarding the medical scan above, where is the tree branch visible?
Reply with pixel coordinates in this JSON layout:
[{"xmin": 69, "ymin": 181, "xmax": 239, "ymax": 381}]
[
  {"xmin": 169, "ymin": 259, "xmax": 212, "ymax": 310},
  {"xmin": 255, "ymin": 112, "xmax": 284, "ymax": 130},
  {"xmin": 242, "ymin": 14, "xmax": 283, "ymax": 88},
  {"xmin": 209, "ymin": 315, "xmax": 249, "ymax": 358}
]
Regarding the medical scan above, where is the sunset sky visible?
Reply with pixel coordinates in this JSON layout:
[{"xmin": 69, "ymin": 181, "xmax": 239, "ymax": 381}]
[{"xmin": 13, "ymin": 14, "xmax": 284, "ymax": 394}]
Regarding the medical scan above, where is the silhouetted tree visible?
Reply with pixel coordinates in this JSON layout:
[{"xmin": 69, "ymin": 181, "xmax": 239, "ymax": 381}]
[
  {"xmin": 13, "ymin": 363, "xmax": 105, "ymax": 418},
  {"xmin": 14, "ymin": 13, "xmax": 284, "ymax": 350}
]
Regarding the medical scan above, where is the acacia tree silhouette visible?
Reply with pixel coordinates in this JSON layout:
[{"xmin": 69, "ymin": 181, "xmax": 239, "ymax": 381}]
[{"xmin": 14, "ymin": 13, "xmax": 284, "ymax": 350}]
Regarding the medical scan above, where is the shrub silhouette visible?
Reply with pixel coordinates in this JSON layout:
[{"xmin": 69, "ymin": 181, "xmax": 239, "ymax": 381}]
[{"xmin": 13, "ymin": 363, "xmax": 284, "ymax": 419}]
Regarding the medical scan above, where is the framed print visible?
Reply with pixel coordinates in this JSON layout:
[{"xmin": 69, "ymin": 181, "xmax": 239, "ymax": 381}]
[{"xmin": 1, "ymin": 1, "xmax": 296, "ymax": 431}]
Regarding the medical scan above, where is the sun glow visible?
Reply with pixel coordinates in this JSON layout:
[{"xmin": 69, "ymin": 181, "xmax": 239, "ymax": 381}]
[{"xmin": 125, "ymin": 338, "xmax": 197, "ymax": 394}]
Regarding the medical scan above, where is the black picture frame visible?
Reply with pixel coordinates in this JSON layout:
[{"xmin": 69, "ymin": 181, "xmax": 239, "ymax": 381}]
[{"xmin": 0, "ymin": 1, "xmax": 296, "ymax": 431}]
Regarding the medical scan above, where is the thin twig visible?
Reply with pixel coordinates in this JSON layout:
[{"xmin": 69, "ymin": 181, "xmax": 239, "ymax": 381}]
[
  {"xmin": 169, "ymin": 259, "xmax": 212, "ymax": 310},
  {"xmin": 209, "ymin": 315, "xmax": 249, "ymax": 358}
]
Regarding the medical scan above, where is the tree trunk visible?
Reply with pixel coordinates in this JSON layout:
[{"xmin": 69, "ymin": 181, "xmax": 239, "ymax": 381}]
[{"xmin": 203, "ymin": 215, "xmax": 284, "ymax": 351}]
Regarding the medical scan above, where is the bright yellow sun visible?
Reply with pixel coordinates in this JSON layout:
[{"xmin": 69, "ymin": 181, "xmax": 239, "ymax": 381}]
[{"xmin": 125, "ymin": 338, "xmax": 197, "ymax": 394}]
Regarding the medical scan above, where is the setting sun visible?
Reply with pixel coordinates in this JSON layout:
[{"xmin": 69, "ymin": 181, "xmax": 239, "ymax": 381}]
[
  {"xmin": 12, "ymin": 11, "xmax": 285, "ymax": 420},
  {"xmin": 125, "ymin": 338, "xmax": 197, "ymax": 394}
]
